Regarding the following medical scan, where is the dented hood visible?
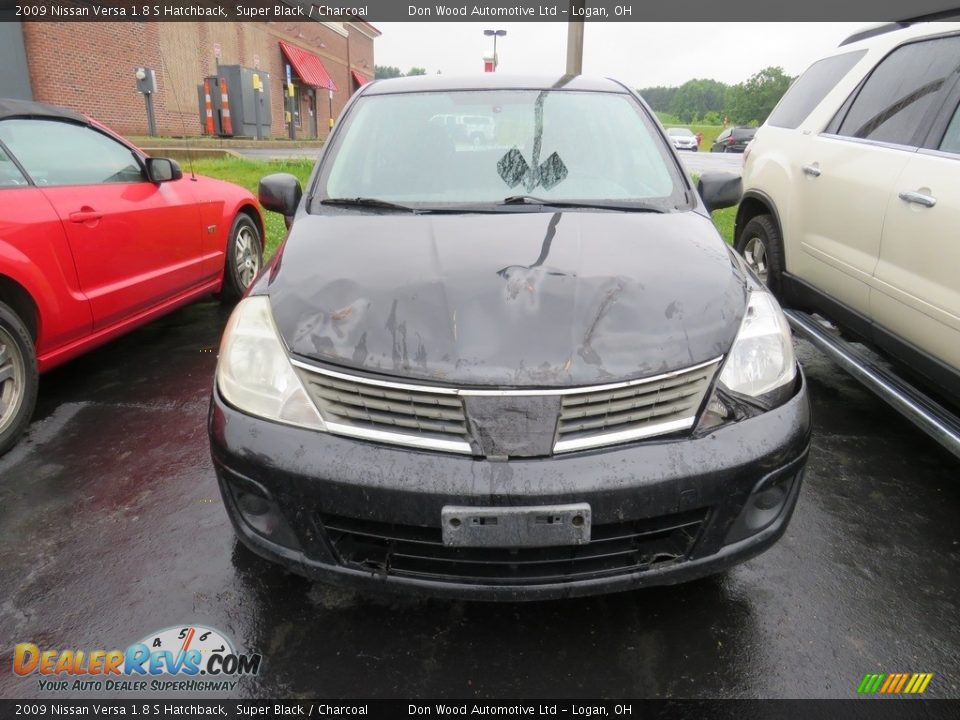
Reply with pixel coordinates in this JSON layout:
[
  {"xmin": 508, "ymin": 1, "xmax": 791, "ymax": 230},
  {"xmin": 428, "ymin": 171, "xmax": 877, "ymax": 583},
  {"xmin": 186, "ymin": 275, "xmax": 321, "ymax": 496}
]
[{"xmin": 265, "ymin": 210, "xmax": 748, "ymax": 387}]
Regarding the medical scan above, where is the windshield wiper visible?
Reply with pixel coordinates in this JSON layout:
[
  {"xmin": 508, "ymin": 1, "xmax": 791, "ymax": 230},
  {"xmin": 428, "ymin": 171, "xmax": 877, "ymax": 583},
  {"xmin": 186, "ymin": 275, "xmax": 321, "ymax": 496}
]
[
  {"xmin": 501, "ymin": 195, "xmax": 665, "ymax": 212},
  {"xmin": 320, "ymin": 197, "xmax": 419, "ymax": 213}
]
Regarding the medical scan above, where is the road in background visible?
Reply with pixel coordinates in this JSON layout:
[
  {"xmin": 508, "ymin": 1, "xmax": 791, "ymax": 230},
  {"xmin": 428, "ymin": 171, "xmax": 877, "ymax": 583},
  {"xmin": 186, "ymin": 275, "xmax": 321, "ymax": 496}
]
[{"xmin": 680, "ymin": 150, "xmax": 745, "ymax": 175}]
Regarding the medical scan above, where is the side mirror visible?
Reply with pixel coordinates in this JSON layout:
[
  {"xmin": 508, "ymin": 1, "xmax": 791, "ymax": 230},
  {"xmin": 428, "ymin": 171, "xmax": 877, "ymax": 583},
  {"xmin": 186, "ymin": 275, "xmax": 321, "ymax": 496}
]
[
  {"xmin": 259, "ymin": 173, "xmax": 303, "ymax": 223},
  {"xmin": 146, "ymin": 157, "xmax": 182, "ymax": 183},
  {"xmin": 697, "ymin": 172, "xmax": 742, "ymax": 213}
]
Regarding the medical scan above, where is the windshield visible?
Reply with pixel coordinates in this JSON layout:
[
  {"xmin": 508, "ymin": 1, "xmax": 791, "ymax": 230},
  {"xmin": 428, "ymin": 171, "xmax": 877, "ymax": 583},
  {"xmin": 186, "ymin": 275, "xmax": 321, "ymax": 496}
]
[
  {"xmin": 668, "ymin": 128, "xmax": 693, "ymax": 136},
  {"xmin": 315, "ymin": 89, "xmax": 687, "ymax": 211}
]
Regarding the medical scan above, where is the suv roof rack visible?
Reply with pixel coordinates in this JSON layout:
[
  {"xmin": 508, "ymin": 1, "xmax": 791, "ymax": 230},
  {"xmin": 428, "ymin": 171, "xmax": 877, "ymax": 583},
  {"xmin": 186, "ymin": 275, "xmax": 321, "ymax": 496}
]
[
  {"xmin": 840, "ymin": 14, "xmax": 960, "ymax": 46},
  {"xmin": 839, "ymin": 23, "xmax": 909, "ymax": 46}
]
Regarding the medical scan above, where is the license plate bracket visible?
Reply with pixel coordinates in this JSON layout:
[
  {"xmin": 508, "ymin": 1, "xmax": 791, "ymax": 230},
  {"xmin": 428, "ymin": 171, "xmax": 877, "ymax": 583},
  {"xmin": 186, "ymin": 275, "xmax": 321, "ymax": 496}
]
[{"xmin": 441, "ymin": 503, "xmax": 591, "ymax": 547}]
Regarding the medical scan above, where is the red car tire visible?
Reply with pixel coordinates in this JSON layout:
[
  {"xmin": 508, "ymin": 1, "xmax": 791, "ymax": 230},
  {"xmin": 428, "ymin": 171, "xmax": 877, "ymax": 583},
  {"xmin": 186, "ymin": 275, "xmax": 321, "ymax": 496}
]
[
  {"xmin": 0, "ymin": 301, "xmax": 38, "ymax": 457},
  {"xmin": 219, "ymin": 213, "xmax": 263, "ymax": 304}
]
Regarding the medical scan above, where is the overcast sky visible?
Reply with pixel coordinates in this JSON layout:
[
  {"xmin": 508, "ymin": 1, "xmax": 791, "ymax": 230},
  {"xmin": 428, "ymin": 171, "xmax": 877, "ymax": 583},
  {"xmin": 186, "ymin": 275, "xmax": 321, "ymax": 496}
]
[{"xmin": 373, "ymin": 22, "xmax": 873, "ymax": 87}]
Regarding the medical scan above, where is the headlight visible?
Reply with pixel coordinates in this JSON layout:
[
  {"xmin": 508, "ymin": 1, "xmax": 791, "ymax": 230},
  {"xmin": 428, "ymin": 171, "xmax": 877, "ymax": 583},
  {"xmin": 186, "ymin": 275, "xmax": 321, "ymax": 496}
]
[
  {"xmin": 698, "ymin": 290, "xmax": 797, "ymax": 431},
  {"xmin": 216, "ymin": 296, "xmax": 326, "ymax": 430},
  {"xmin": 718, "ymin": 290, "xmax": 797, "ymax": 399}
]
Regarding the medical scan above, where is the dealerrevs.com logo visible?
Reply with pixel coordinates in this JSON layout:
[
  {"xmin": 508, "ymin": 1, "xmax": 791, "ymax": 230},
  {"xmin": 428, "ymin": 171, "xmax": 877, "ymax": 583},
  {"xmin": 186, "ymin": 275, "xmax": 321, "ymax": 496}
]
[{"xmin": 13, "ymin": 625, "xmax": 262, "ymax": 692}]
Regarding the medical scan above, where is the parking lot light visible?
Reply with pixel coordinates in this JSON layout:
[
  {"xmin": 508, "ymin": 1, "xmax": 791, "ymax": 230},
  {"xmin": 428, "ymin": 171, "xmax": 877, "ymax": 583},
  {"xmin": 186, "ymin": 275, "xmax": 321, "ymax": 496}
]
[{"xmin": 483, "ymin": 29, "xmax": 507, "ymax": 71}]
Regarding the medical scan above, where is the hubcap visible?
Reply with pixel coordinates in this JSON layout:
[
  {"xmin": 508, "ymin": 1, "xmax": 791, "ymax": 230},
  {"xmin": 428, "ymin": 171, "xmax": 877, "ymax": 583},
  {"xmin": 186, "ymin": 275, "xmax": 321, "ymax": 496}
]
[
  {"xmin": 743, "ymin": 236, "xmax": 768, "ymax": 285},
  {"xmin": 0, "ymin": 327, "xmax": 25, "ymax": 436},
  {"xmin": 234, "ymin": 226, "xmax": 261, "ymax": 288}
]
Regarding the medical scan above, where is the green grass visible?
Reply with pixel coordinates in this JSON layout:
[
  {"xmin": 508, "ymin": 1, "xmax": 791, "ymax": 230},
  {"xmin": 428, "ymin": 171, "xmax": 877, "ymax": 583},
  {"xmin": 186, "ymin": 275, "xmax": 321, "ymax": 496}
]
[
  {"xmin": 690, "ymin": 172, "xmax": 737, "ymax": 245},
  {"xmin": 188, "ymin": 157, "xmax": 313, "ymax": 257},
  {"xmin": 712, "ymin": 206, "xmax": 736, "ymax": 245}
]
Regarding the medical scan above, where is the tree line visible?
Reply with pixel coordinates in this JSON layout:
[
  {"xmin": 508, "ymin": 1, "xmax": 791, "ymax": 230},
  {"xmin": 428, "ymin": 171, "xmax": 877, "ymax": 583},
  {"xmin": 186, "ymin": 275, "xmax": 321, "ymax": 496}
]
[
  {"xmin": 639, "ymin": 67, "xmax": 793, "ymax": 126},
  {"xmin": 375, "ymin": 66, "xmax": 428, "ymax": 79}
]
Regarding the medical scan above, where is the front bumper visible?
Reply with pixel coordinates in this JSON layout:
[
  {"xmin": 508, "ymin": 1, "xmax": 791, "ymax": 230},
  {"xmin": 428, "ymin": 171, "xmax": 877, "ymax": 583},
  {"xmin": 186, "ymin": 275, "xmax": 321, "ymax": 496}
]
[{"xmin": 208, "ymin": 373, "xmax": 811, "ymax": 601}]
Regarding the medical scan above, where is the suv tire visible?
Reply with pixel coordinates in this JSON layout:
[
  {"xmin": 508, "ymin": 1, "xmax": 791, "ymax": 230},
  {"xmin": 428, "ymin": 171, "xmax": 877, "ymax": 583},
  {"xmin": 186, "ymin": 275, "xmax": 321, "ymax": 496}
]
[{"xmin": 735, "ymin": 214, "xmax": 785, "ymax": 296}]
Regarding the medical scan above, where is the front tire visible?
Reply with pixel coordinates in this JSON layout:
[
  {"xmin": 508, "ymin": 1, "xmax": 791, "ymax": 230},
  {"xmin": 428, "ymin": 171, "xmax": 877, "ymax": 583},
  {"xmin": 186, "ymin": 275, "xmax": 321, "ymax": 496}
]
[
  {"xmin": 219, "ymin": 213, "xmax": 263, "ymax": 304},
  {"xmin": 0, "ymin": 301, "xmax": 38, "ymax": 457},
  {"xmin": 735, "ymin": 214, "xmax": 786, "ymax": 296}
]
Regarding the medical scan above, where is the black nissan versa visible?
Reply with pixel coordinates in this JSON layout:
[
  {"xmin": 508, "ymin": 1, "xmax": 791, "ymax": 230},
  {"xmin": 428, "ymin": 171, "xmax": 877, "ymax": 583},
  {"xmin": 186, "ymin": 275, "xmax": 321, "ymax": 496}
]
[{"xmin": 208, "ymin": 75, "xmax": 811, "ymax": 601}]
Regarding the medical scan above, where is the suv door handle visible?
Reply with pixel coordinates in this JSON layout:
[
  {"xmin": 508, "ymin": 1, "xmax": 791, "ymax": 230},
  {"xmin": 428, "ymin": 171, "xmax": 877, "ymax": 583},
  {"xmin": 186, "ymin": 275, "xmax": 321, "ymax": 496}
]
[
  {"xmin": 801, "ymin": 164, "xmax": 821, "ymax": 177},
  {"xmin": 898, "ymin": 191, "xmax": 936, "ymax": 208}
]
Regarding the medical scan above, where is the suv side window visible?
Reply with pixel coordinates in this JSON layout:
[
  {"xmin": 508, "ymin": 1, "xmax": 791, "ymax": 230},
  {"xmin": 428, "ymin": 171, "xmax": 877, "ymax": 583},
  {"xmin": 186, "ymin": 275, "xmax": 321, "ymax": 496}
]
[
  {"xmin": 836, "ymin": 35, "xmax": 960, "ymax": 146},
  {"xmin": 940, "ymin": 102, "xmax": 960, "ymax": 154},
  {"xmin": 0, "ymin": 142, "xmax": 28, "ymax": 188},
  {"xmin": 0, "ymin": 118, "xmax": 145, "ymax": 186},
  {"xmin": 768, "ymin": 50, "xmax": 866, "ymax": 129}
]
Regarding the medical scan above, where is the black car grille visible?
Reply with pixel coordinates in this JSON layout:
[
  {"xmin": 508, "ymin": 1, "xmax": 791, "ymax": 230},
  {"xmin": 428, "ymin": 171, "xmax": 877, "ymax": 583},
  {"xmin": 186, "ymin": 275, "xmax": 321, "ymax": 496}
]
[
  {"xmin": 318, "ymin": 509, "xmax": 708, "ymax": 585},
  {"xmin": 298, "ymin": 369, "xmax": 470, "ymax": 442},
  {"xmin": 555, "ymin": 360, "xmax": 719, "ymax": 451},
  {"xmin": 293, "ymin": 357, "xmax": 721, "ymax": 456}
]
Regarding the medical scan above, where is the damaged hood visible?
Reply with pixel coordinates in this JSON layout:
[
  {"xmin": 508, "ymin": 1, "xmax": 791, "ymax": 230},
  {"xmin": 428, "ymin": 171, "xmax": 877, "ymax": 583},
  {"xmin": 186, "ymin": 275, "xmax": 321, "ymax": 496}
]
[{"xmin": 264, "ymin": 210, "xmax": 747, "ymax": 387}]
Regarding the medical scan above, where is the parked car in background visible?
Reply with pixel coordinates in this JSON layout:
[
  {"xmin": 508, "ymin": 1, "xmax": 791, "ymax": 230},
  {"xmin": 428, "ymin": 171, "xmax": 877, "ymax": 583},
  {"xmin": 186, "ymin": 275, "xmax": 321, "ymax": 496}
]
[
  {"xmin": 711, "ymin": 127, "xmax": 756, "ymax": 152},
  {"xmin": 209, "ymin": 74, "xmax": 811, "ymax": 601},
  {"xmin": 461, "ymin": 115, "xmax": 496, "ymax": 145},
  {"xmin": 666, "ymin": 127, "xmax": 699, "ymax": 151},
  {"xmin": 428, "ymin": 113, "xmax": 496, "ymax": 146},
  {"xmin": 0, "ymin": 98, "xmax": 264, "ymax": 456},
  {"xmin": 736, "ymin": 22, "xmax": 960, "ymax": 458}
]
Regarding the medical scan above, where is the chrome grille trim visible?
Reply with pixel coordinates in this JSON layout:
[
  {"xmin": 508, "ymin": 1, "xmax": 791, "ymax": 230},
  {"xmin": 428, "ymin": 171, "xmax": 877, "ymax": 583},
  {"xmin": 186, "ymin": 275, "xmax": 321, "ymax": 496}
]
[
  {"xmin": 291, "ymin": 359, "xmax": 462, "ymax": 395},
  {"xmin": 323, "ymin": 421, "xmax": 473, "ymax": 454},
  {"xmin": 290, "ymin": 356, "xmax": 722, "ymax": 455}
]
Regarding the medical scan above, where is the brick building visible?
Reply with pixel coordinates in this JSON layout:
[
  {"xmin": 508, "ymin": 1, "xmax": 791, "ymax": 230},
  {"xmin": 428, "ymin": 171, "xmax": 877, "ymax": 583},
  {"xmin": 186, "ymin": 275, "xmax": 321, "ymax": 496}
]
[{"xmin": 1, "ymin": 20, "xmax": 379, "ymax": 139}]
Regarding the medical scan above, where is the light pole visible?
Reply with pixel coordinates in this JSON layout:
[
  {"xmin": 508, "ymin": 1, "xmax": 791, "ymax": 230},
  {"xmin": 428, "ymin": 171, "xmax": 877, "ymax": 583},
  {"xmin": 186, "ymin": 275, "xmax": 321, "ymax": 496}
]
[{"xmin": 483, "ymin": 29, "xmax": 507, "ymax": 71}]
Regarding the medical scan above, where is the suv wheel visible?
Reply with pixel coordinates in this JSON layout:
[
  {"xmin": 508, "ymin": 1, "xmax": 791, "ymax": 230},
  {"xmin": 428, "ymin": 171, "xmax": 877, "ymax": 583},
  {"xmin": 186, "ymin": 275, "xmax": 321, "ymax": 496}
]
[
  {"xmin": 735, "ymin": 214, "xmax": 785, "ymax": 296},
  {"xmin": 0, "ymin": 301, "xmax": 38, "ymax": 457}
]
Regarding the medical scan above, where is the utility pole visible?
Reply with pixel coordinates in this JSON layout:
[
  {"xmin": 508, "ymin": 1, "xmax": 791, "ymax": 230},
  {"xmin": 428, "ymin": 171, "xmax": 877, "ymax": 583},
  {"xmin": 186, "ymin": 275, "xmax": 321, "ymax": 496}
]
[{"xmin": 566, "ymin": 1, "xmax": 584, "ymax": 75}]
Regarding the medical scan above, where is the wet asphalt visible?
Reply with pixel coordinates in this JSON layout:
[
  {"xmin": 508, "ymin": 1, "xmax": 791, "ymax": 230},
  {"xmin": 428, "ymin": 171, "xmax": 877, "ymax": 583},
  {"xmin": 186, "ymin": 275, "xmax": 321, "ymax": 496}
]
[{"xmin": 0, "ymin": 298, "xmax": 958, "ymax": 700}]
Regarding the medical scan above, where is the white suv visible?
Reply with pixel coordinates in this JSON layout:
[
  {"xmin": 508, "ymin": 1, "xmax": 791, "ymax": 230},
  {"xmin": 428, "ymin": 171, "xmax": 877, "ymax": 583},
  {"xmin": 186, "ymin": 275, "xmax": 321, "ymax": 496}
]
[{"xmin": 737, "ymin": 22, "xmax": 960, "ymax": 407}]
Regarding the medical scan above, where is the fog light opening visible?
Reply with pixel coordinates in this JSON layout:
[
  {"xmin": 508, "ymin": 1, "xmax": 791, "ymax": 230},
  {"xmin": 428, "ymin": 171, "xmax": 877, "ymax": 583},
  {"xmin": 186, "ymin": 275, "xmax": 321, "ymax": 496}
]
[
  {"xmin": 237, "ymin": 491, "xmax": 270, "ymax": 518},
  {"xmin": 754, "ymin": 484, "xmax": 786, "ymax": 511},
  {"xmin": 725, "ymin": 472, "xmax": 798, "ymax": 545},
  {"xmin": 228, "ymin": 482, "xmax": 302, "ymax": 551}
]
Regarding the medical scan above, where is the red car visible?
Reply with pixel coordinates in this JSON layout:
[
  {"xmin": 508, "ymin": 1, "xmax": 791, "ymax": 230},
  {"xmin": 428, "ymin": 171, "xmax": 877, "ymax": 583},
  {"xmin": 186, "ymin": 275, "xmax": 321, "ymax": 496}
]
[{"xmin": 0, "ymin": 98, "xmax": 264, "ymax": 455}]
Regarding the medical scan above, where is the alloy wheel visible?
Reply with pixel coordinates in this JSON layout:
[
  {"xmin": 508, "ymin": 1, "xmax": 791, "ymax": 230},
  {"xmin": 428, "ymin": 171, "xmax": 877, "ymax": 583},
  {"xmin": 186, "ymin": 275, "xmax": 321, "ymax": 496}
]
[
  {"xmin": 0, "ymin": 327, "xmax": 25, "ymax": 436},
  {"xmin": 235, "ymin": 225, "xmax": 261, "ymax": 288},
  {"xmin": 743, "ymin": 236, "xmax": 768, "ymax": 285}
]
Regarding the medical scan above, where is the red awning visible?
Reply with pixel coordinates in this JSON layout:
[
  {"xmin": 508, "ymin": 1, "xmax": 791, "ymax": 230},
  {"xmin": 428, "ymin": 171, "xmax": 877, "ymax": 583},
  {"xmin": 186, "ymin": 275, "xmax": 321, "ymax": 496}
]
[
  {"xmin": 351, "ymin": 70, "xmax": 371, "ymax": 87},
  {"xmin": 279, "ymin": 41, "xmax": 338, "ymax": 91}
]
